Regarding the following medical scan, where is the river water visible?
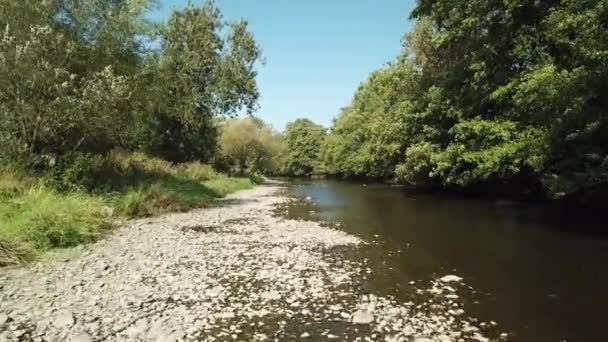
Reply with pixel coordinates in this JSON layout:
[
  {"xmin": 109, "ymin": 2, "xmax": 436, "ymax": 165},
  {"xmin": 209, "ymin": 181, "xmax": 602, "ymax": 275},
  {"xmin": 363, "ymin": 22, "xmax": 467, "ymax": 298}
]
[{"xmin": 284, "ymin": 179, "xmax": 608, "ymax": 342}]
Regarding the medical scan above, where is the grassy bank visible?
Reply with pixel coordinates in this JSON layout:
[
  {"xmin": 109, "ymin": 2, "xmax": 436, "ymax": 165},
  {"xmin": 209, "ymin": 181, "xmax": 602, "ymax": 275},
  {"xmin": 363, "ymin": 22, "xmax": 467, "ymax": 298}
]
[{"xmin": 0, "ymin": 152, "xmax": 259, "ymax": 265}]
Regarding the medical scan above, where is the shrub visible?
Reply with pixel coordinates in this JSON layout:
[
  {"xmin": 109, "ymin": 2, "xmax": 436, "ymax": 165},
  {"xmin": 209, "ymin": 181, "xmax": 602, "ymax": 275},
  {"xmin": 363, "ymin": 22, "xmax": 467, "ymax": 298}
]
[
  {"xmin": 45, "ymin": 153, "xmax": 118, "ymax": 192},
  {"xmin": 178, "ymin": 162, "xmax": 219, "ymax": 183},
  {"xmin": 113, "ymin": 184, "xmax": 185, "ymax": 218},
  {"xmin": 110, "ymin": 151, "xmax": 175, "ymax": 177},
  {"xmin": 0, "ymin": 169, "xmax": 35, "ymax": 198}
]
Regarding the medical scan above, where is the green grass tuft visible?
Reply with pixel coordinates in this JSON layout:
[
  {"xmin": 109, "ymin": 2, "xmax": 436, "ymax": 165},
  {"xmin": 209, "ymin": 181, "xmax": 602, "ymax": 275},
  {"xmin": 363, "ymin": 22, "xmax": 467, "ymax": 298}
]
[
  {"xmin": 0, "ymin": 152, "xmax": 261, "ymax": 264},
  {"xmin": 203, "ymin": 177, "xmax": 256, "ymax": 197},
  {"xmin": 0, "ymin": 186, "xmax": 112, "ymax": 262}
]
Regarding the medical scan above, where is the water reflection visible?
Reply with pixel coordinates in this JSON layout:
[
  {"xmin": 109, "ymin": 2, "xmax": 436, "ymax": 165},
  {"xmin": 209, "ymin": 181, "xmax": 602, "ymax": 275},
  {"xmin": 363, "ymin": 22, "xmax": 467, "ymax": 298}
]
[{"xmin": 284, "ymin": 179, "xmax": 608, "ymax": 342}]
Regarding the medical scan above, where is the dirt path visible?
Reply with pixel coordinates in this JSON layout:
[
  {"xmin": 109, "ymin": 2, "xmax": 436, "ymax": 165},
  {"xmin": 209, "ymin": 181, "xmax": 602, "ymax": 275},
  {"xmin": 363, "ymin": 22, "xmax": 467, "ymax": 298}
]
[{"xmin": 0, "ymin": 184, "xmax": 491, "ymax": 342}]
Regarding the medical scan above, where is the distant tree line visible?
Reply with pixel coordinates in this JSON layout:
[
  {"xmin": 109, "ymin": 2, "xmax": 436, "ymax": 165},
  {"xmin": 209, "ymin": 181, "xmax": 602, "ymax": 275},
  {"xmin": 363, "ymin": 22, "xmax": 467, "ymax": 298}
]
[{"xmin": 285, "ymin": 0, "xmax": 608, "ymax": 200}]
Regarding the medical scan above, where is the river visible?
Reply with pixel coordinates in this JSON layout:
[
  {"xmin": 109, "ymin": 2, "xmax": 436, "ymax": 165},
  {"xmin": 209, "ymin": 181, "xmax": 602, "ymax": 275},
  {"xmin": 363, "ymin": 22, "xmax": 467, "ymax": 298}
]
[{"xmin": 284, "ymin": 179, "xmax": 608, "ymax": 342}]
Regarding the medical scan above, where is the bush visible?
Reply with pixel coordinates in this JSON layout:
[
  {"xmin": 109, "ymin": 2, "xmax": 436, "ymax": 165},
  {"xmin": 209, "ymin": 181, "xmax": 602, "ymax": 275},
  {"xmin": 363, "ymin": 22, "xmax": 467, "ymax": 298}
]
[
  {"xmin": 113, "ymin": 183, "xmax": 187, "ymax": 218},
  {"xmin": 0, "ymin": 169, "xmax": 35, "ymax": 198},
  {"xmin": 178, "ymin": 162, "xmax": 219, "ymax": 183},
  {"xmin": 45, "ymin": 153, "xmax": 119, "ymax": 192},
  {"xmin": 109, "ymin": 151, "xmax": 175, "ymax": 177}
]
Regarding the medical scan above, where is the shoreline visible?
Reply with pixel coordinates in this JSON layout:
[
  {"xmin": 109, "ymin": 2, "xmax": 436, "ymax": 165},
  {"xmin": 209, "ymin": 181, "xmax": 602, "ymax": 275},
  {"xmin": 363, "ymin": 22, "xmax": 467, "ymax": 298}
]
[{"xmin": 0, "ymin": 183, "xmax": 495, "ymax": 341}]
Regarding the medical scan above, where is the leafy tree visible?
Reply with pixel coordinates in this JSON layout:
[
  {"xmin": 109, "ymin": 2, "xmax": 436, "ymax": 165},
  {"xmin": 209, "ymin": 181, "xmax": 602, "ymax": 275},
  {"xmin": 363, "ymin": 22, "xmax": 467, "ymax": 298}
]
[
  {"xmin": 318, "ymin": 0, "xmax": 608, "ymax": 199},
  {"xmin": 151, "ymin": 2, "xmax": 261, "ymax": 162},
  {"xmin": 219, "ymin": 117, "xmax": 286, "ymax": 175},
  {"xmin": 284, "ymin": 119, "xmax": 326, "ymax": 177},
  {"xmin": 0, "ymin": 0, "xmax": 263, "ymax": 173},
  {"xmin": 0, "ymin": 0, "xmax": 146, "ymax": 165}
]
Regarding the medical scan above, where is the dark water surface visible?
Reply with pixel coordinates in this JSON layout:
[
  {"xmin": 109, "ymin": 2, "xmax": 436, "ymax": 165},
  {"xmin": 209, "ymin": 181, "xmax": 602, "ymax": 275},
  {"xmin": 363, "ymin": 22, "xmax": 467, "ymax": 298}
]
[{"xmin": 283, "ymin": 179, "xmax": 608, "ymax": 342}]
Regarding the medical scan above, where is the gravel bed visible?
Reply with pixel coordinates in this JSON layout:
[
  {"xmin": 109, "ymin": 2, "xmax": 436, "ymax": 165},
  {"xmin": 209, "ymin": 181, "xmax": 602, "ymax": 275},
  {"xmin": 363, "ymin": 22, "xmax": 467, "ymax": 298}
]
[{"xmin": 0, "ymin": 184, "xmax": 497, "ymax": 342}]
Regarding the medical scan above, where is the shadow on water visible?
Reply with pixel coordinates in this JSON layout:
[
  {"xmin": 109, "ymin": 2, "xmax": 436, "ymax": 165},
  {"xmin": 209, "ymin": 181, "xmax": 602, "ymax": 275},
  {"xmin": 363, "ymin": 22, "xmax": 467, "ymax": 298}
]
[{"xmin": 280, "ymin": 179, "xmax": 608, "ymax": 342}]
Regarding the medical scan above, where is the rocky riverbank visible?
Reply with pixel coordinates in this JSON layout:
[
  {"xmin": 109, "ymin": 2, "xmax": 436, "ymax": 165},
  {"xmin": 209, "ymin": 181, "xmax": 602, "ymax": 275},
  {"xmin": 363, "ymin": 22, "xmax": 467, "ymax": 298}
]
[{"xmin": 0, "ymin": 183, "xmax": 496, "ymax": 341}]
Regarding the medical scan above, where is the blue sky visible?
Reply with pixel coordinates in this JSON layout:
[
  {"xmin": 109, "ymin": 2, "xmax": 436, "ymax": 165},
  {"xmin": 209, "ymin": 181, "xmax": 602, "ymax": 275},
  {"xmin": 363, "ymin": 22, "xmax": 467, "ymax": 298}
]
[{"xmin": 148, "ymin": 0, "xmax": 416, "ymax": 131}]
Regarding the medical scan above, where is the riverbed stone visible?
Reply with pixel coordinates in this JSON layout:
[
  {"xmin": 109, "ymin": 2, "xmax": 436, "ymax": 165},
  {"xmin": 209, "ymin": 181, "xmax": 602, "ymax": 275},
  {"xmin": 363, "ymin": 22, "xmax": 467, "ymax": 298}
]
[
  {"xmin": 352, "ymin": 309, "xmax": 374, "ymax": 324},
  {"xmin": 70, "ymin": 333, "xmax": 93, "ymax": 342},
  {"xmin": 52, "ymin": 310, "xmax": 75, "ymax": 329},
  {"xmin": 440, "ymin": 275, "xmax": 463, "ymax": 283},
  {"xmin": 413, "ymin": 337, "xmax": 433, "ymax": 342}
]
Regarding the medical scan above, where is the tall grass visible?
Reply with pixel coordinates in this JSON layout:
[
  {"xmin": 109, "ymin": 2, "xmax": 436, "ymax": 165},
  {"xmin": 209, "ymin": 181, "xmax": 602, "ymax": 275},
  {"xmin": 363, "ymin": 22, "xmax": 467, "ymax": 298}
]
[{"xmin": 0, "ymin": 152, "xmax": 261, "ymax": 264}]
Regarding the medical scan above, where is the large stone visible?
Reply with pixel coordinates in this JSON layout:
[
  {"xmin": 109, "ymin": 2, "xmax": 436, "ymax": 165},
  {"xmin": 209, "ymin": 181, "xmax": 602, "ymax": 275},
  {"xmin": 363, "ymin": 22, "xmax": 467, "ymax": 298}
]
[
  {"xmin": 205, "ymin": 287, "xmax": 222, "ymax": 298},
  {"xmin": 413, "ymin": 338, "xmax": 434, "ymax": 342},
  {"xmin": 71, "ymin": 333, "xmax": 93, "ymax": 342},
  {"xmin": 352, "ymin": 309, "xmax": 374, "ymax": 324},
  {"xmin": 440, "ymin": 275, "xmax": 463, "ymax": 283},
  {"xmin": 52, "ymin": 310, "xmax": 75, "ymax": 328},
  {"xmin": 261, "ymin": 290, "xmax": 281, "ymax": 301}
]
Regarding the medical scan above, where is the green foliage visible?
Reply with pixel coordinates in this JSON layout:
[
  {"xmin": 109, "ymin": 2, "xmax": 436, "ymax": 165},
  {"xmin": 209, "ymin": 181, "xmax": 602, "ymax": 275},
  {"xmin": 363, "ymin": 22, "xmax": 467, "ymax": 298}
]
[
  {"xmin": 219, "ymin": 116, "xmax": 287, "ymax": 175},
  {"xmin": 316, "ymin": 0, "xmax": 608, "ymax": 199},
  {"xmin": 149, "ymin": 2, "xmax": 262, "ymax": 162},
  {"xmin": 319, "ymin": 62, "xmax": 421, "ymax": 179},
  {"xmin": 284, "ymin": 119, "xmax": 326, "ymax": 177},
  {"xmin": 0, "ymin": 186, "xmax": 112, "ymax": 256},
  {"xmin": 0, "ymin": 0, "xmax": 261, "ymax": 167},
  {"xmin": 178, "ymin": 162, "xmax": 219, "ymax": 183},
  {"xmin": 432, "ymin": 119, "xmax": 547, "ymax": 187},
  {"xmin": 0, "ymin": 0, "xmax": 147, "ymax": 164},
  {"xmin": 0, "ymin": 152, "xmax": 257, "ymax": 262},
  {"xmin": 0, "ymin": 0, "xmax": 265, "ymax": 263},
  {"xmin": 203, "ymin": 177, "xmax": 255, "ymax": 197},
  {"xmin": 395, "ymin": 142, "xmax": 440, "ymax": 186}
]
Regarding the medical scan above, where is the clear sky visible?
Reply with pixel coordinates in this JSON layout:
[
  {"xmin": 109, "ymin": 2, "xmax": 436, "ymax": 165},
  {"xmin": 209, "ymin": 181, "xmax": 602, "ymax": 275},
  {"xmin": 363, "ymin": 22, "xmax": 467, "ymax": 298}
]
[{"xmin": 148, "ymin": 0, "xmax": 416, "ymax": 131}]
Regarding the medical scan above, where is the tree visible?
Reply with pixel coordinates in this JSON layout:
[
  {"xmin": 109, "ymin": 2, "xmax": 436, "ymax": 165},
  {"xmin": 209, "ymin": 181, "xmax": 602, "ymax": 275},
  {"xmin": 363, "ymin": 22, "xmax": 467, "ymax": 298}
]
[
  {"xmin": 219, "ymin": 117, "xmax": 286, "ymax": 175},
  {"xmin": 0, "ymin": 0, "xmax": 147, "ymax": 165},
  {"xmin": 284, "ymin": 119, "xmax": 326, "ymax": 177},
  {"xmin": 151, "ymin": 2, "xmax": 261, "ymax": 163},
  {"xmin": 317, "ymin": 0, "xmax": 608, "ymax": 199}
]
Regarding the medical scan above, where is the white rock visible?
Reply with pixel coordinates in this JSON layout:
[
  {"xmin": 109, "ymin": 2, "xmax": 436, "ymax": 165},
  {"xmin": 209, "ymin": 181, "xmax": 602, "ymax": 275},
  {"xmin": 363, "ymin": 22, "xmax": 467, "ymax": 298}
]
[
  {"xmin": 300, "ymin": 332, "xmax": 310, "ymax": 338},
  {"xmin": 413, "ymin": 338, "xmax": 433, "ymax": 342},
  {"xmin": 260, "ymin": 290, "xmax": 281, "ymax": 301},
  {"xmin": 448, "ymin": 309, "xmax": 465, "ymax": 316},
  {"xmin": 352, "ymin": 309, "xmax": 374, "ymax": 324},
  {"xmin": 437, "ymin": 335, "xmax": 452, "ymax": 342},
  {"xmin": 440, "ymin": 275, "xmax": 463, "ymax": 283},
  {"xmin": 205, "ymin": 287, "xmax": 222, "ymax": 298},
  {"xmin": 70, "ymin": 333, "xmax": 93, "ymax": 342},
  {"xmin": 52, "ymin": 310, "xmax": 75, "ymax": 328}
]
